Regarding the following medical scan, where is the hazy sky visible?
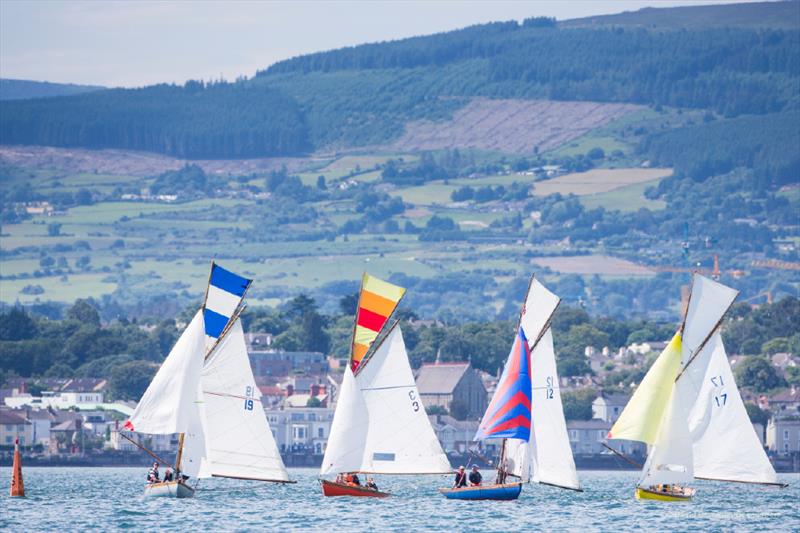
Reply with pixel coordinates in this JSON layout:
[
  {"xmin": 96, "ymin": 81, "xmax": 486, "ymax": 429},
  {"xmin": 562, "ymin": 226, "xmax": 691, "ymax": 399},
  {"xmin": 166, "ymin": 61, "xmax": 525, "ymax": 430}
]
[{"xmin": 1, "ymin": 0, "xmax": 758, "ymax": 87}]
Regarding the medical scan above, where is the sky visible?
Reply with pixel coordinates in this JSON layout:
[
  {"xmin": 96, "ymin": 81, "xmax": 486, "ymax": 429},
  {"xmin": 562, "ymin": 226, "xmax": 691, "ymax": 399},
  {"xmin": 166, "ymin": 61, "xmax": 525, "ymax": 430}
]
[{"xmin": 0, "ymin": 0, "xmax": 759, "ymax": 88}]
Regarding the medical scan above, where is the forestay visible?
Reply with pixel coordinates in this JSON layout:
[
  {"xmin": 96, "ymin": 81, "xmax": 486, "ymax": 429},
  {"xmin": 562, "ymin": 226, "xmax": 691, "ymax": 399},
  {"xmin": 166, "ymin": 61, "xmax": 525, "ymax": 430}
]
[
  {"xmin": 124, "ymin": 310, "xmax": 206, "ymax": 435},
  {"xmin": 198, "ymin": 319, "xmax": 289, "ymax": 482},
  {"xmin": 528, "ymin": 328, "xmax": 581, "ymax": 490},
  {"xmin": 321, "ymin": 326, "xmax": 450, "ymax": 475},
  {"xmin": 682, "ymin": 332, "xmax": 779, "ymax": 484},
  {"xmin": 638, "ymin": 377, "xmax": 694, "ymax": 488}
]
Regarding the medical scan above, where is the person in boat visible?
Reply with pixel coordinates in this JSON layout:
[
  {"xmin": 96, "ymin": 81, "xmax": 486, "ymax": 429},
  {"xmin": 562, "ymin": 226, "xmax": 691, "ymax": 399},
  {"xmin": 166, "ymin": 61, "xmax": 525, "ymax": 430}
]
[
  {"xmin": 453, "ymin": 466, "xmax": 468, "ymax": 488},
  {"xmin": 346, "ymin": 473, "xmax": 361, "ymax": 486},
  {"xmin": 147, "ymin": 462, "xmax": 160, "ymax": 483},
  {"xmin": 335, "ymin": 473, "xmax": 344, "ymax": 484},
  {"xmin": 366, "ymin": 477, "xmax": 378, "ymax": 491},
  {"xmin": 468, "ymin": 466, "xmax": 482, "ymax": 486},
  {"xmin": 163, "ymin": 467, "xmax": 174, "ymax": 482}
]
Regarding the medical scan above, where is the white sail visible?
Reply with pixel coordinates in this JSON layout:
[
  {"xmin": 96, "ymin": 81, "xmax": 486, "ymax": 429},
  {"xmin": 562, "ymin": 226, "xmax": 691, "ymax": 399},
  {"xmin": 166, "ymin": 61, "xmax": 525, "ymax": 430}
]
[
  {"xmin": 520, "ymin": 278, "xmax": 560, "ymax": 347},
  {"xmin": 682, "ymin": 332, "xmax": 779, "ymax": 484},
  {"xmin": 681, "ymin": 275, "xmax": 738, "ymax": 365},
  {"xmin": 638, "ymin": 377, "xmax": 694, "ymax": 487},
  {"xmin": 198, "ymin": 318, "xmax": 289, "ymax": 482},
  {"xmin": 321, "ymin": 326, "xmax": 450, "ymax": 475},
  {"xmin": 503, "ymin": 438, "xmax": 529, "ymax": 479},
  {"xmin": 528, "ymin": 328, "xmax": 581, "ymax": 490},
  {"xmin": 357, "ymin": 326, "xmax": 451, "ymax": 474},
  {"xmin": 180, "ymin": 389, "xmax": 207, "ymax": 478},
  {"xmin": 125, "ymin": 310, "xmax": 206, "ymax": 435},
  {"xmin": 320, "ymin": 366, "xmax": 369, "ymax": 475}
]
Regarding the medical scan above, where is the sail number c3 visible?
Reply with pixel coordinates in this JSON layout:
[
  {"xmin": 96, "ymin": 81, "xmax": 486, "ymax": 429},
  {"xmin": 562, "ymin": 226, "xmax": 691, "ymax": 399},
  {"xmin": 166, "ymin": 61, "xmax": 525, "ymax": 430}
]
[{"xmin": 408, "ymin": 390, "xmax": 420, "ymax": 412}]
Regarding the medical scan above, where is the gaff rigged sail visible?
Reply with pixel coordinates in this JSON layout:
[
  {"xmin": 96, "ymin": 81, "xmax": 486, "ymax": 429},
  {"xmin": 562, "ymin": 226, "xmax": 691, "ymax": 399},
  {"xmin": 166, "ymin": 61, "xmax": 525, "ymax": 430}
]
[{"xmin": 350, "ymin": 273, "xmax": 405, "ymax": 372}]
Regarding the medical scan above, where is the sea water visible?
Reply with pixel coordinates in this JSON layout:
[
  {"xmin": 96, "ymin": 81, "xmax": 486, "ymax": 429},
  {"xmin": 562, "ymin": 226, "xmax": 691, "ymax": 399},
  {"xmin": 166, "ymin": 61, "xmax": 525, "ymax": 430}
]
[{"xmin": 2, "ymin": 468, "xmax": 798, "ymax": 531}]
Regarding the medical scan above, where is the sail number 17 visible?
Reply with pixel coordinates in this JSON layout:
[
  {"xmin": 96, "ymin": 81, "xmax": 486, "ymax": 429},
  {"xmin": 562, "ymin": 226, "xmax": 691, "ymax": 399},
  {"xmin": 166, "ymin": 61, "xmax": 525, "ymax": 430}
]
[{"xmin": 710, "ymin": 375, "xmax": 727, "ymax": 407}]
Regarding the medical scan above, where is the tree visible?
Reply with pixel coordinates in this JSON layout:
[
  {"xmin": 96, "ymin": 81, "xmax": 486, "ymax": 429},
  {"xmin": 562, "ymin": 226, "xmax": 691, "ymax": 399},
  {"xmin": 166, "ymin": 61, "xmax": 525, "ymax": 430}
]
[
  {"xmin": 562, "ymin": 388, "xmax": 596, "ymax": 420},
  {"xmin": 47, "ymin": 223, "xmax": 61, "ymax": 236},
  {"xmin": 67, "ymin": 299, "xmax": 100, "ymax": 326},
  {"xmin": 339, "ymin": 292, "xmax": 359, "ymax": 316},
  {"xmin": 306, "ymin": 397, "xmax": 323, "ymax": 407},
  {"xmin": 425, "ymin": 404, "xmax": 448, "ymax": 416},
  {"xmin": 109, "ymin": 360, "xmax": 157, "ymax": 401},
  {"xmin": 745, "ymin": 402, "xmax": 769, "ymax": 427},
  {"xmin": 0, "ymin": 308, "xmax": 38, "ymax": 341},
  {"xmin": 734, "ymin": 356, "xmax": 786, "ymax": 392},
  {"xmin": 76, "ymin": 256, "xmax": 91, "ymax": 270},
  {"xmin": 316, "ymin": 175, "xmax": 327, "ymax": 190},
  {"xmin": 449, "ymin": 399, "xmax": 469, "ymax": 421}
]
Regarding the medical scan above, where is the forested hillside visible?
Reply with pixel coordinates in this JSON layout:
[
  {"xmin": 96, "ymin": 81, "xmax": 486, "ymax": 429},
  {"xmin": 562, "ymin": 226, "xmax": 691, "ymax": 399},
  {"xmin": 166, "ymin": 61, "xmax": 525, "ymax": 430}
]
[
  {"xmin": 0, "ymin": 79, "xmax": 105, "ymax": 101},
  {"xmin": 0, "ymin": 81, "xmax": 310, "ymax": 158},
  {"xmin": 0, "ymin": 2, "xmax": 797, "ymax": 157}
]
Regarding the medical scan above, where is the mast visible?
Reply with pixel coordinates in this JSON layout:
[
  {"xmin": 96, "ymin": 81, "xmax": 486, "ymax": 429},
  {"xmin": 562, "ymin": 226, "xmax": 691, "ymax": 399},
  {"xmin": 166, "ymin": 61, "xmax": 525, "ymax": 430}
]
[{"xmin": 175, "ymin": 432, "xmax": 186, "ymax": 472}]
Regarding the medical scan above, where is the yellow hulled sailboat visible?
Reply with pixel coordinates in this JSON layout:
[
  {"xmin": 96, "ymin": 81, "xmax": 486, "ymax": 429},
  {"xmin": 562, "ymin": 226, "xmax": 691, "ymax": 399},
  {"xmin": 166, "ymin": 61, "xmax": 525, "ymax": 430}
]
[{"xmin": 609, "ymin": 274, "xmax": 786, "ymax": 501}]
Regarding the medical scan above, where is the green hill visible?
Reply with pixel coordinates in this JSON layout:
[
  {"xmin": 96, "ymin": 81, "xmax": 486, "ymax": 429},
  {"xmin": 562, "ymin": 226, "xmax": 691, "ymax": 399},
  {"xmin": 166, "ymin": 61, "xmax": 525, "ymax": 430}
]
[
  {"xmin": 0, "ymin": 2, "xmax": 798, "ymax": 158},
  {"xmin": 0, "ymin": 78, "xmax": 105, "ymax": 101}
]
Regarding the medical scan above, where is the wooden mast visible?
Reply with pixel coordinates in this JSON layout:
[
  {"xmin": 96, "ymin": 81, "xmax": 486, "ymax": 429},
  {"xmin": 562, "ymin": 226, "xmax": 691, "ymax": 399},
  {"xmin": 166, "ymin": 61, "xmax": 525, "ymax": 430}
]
[{"xmin": 175, "ymin": 433, "xmax": 186, "ymax": 472}]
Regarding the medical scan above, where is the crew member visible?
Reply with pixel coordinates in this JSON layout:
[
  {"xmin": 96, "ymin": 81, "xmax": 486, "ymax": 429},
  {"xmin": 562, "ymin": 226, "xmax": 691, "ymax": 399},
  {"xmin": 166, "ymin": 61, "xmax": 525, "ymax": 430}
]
[
  {"xmin": 454, "ymin": 466, "xmax": 468, "ymax": 488},
  {"xmin": 469, "ymin": 465, "xmax": 482, "ymax": 486}
]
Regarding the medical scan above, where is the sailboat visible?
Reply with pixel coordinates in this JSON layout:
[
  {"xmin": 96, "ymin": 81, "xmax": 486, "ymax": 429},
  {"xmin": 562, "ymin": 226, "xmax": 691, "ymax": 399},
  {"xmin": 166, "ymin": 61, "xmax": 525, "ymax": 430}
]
[
  {"xmin": 320, "ymin": 275, "xmax": 451, "ymax": 497},
  {"xmin": 123, "ymin": 262, "xmax": 290, "ymax": 498},
  {"xmin": 440, "ymin": 277, "xmax": 581, "ymax": 500},
  {"xmin": 609, "ymin": 274, "xmax": 784, "ymax": 501}
]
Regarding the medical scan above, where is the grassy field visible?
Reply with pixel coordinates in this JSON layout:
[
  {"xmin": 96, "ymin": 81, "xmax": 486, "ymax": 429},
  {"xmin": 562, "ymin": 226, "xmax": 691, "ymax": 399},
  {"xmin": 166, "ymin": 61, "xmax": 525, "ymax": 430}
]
[
  {"xmin": 580, "ymin": 180, "xmax": 667, "ymax": 212},
  {"xmin": 530, "ymin": 254, "xmax": 655, "ymax": 276},
  {"xmin": 532, "ymin": 168, "xmax": 672, "ymax": 197},
  {"xmin": 547, "ymin": 135, "xmax": 630, "ymax": 158}
]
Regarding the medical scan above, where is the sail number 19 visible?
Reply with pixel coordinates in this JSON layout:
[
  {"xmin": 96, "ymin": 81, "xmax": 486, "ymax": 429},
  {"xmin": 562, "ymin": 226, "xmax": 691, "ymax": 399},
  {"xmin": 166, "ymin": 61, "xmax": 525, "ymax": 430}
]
[{"xmin": 244, "ymin": 385, "xmax": 255, "ymax": 411}]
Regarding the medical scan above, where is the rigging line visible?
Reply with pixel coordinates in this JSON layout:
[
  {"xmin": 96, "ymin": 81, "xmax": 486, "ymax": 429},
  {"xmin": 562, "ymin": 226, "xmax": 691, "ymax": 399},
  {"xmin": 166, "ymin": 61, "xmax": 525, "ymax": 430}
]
[
  {"xmin": 204, "ymin": 390, "xmax": 264, "ymax": 402},
  {"xmin": 359, "ymin": 384, "xmax": 414, "ymax": 391}
]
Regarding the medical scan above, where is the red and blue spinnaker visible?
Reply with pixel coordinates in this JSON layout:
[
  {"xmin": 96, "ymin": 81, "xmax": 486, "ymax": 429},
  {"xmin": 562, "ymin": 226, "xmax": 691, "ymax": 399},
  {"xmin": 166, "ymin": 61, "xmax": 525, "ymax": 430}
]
[{"xmin": 474, "ymin": 327, "xmax": 532, "ymax": 441}]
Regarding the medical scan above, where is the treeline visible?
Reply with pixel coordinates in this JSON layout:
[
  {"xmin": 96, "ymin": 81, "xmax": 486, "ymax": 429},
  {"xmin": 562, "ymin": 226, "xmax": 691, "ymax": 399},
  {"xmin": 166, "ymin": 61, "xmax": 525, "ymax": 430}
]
[
  {"xmin": 0, "ymin": 81, "xmax": 310, "ymax": 159},
  {"xmin": 263, "ymin": 23, "xmax": 799, "ymax": 117},
  {"xmin": 3, "ymin": 295, "xmax": 797, "ymax": 397}
]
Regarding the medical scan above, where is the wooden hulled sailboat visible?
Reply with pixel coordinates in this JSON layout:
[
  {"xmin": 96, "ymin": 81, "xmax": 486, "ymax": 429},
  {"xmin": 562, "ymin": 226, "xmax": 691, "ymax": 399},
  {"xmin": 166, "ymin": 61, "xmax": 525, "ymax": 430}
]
[
  {"xmin": 123, "ymin": 263, "xmax": 290, "ymax": 498},
  {"xmin": 609, "ymin": 274, "xmax": 785, "ymax": 502},
  {"xmin": 320, "ymin": 274, "xmax": 451, "ymax": 496},
  {"xmin": 440, "ymin": 277, "xmax": 581, "ymax": 500}
]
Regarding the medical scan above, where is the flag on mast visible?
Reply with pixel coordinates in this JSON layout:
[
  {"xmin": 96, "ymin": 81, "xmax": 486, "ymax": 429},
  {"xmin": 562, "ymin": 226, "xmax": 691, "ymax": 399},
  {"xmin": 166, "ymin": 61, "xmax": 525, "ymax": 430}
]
[
  {"xmin": 350, "ymin": 274, "xmax": 405, "ymax": 372},
  {"xmin": 203, "ymin": 263, "xmax": 252, "ymax": 351}
]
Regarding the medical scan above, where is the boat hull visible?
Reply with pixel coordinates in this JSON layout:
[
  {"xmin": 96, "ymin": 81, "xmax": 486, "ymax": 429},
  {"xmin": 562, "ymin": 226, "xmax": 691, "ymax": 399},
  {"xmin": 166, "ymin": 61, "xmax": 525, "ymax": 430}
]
[
  {"xmin": 635, "ymin": 486, "xmax": 694, "ymax": 502},
  {"xmin": 439, "ymin": 483, "xmax": 523, "ymax": 500},
  {"xmin": 320, "ymin": 479, "xmax": 390, "ymax": 498},
  {"xmin": 143, "ymin": 480, "xmax": 195, "ymax": 498}
]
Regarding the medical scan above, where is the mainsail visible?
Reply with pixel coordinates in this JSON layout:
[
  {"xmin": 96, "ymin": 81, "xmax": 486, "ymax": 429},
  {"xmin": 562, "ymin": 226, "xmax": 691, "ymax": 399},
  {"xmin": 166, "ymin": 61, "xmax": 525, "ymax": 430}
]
[
  {"xmin": 124, "ymin": 310, "xmax": 206, "ymax": 435},
  {"xmin": 350, "ymin": 274, "xmax": 405, "ymax": 372},
  {"xmin": 321, "ymin": 325, "xmax": 450, "ymax": 475},
  {"xmin": 197, "ymin": 318, "xmax": 289, "ymax": 482},
  {"xmin": 685, "ymin": 332, "xmax": 780, "ymax": 485},
  {"xmin": 528, "ymin": 328, "xmax": 581, "ymax": 490}
]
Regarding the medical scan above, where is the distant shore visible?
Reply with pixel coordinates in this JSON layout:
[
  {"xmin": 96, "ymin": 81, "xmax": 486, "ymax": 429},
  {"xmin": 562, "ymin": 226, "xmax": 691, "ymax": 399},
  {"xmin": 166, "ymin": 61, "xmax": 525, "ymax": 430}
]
[{"xmin": 2, "ymin": 452, "xmax": 798, "ymax": 473}]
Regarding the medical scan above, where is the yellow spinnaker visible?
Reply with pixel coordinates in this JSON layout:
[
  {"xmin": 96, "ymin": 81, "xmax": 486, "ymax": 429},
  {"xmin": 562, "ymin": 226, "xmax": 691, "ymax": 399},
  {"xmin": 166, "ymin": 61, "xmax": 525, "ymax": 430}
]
[{"xmin": 608, "ymin": 332, "xmax": 682, "ymax": 445}]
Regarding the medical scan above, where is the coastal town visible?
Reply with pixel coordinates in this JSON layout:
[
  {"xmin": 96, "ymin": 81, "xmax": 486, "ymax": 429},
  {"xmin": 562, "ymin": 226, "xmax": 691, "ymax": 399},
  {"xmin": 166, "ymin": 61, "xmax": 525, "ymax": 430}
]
[{"xmin": 2, "ymin": 329, "xmax": 799, "ymax": 472}]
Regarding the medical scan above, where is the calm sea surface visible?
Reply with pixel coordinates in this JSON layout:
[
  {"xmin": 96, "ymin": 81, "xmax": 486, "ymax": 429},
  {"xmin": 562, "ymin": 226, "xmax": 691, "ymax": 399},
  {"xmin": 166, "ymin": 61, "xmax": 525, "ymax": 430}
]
[{"xmin": 2, "ymin": 467, "xmax": 798, "ymax": 531}]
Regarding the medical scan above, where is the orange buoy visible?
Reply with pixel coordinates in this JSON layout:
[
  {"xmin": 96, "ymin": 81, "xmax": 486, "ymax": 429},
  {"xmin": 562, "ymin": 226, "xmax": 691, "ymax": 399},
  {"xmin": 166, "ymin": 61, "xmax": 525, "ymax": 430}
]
[{"xmin": 10, "ymin": 437, "xmax": 25, "ymax": 497}]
